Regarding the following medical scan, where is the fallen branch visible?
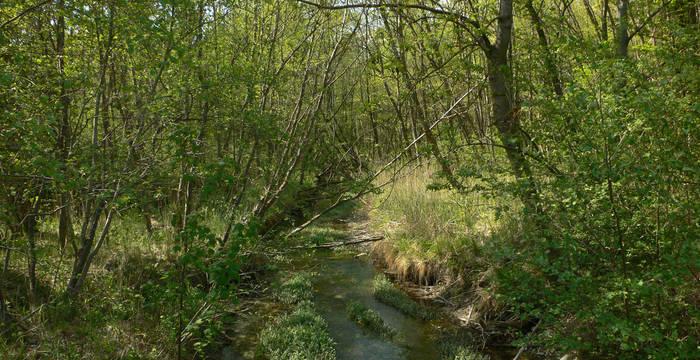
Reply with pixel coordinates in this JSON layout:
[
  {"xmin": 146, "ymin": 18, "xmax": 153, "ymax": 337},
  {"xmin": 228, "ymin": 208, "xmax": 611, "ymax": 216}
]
[{"xmin": 291, "ymin": 235, "xmax": 384, "ymax": 250}]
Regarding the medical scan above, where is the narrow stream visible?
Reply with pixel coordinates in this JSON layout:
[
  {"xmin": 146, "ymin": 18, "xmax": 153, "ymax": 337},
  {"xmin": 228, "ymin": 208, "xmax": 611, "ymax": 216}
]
[
  {"xmin": 314, "ymin": 256, "xmax": 441, "ymax": 359},
  {"xmin": 221, "ymin": 250, "xmax": 519, "ymax": 360}
]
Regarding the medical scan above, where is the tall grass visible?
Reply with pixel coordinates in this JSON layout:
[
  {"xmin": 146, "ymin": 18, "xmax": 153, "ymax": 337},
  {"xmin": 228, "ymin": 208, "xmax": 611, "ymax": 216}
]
[{"xmin": 366, "ymin": 165, "xmax": 511, "ymax": 283}]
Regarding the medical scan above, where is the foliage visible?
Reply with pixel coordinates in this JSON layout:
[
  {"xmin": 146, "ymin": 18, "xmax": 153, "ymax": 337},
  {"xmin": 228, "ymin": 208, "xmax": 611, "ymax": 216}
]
[{"xmin": 1, "ymin": 0, "xmax": 697, "ymax": 358}]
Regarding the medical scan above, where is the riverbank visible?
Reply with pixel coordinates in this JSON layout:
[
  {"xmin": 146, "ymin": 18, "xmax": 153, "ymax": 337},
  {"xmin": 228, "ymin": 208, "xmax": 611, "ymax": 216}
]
[
  {"xmin": 217, "ymin": 209, "xmax": 530, "ymax": 360},
  {"xmin": 361, "ymin": 167, "xmax": 542, "ymax": 355}
]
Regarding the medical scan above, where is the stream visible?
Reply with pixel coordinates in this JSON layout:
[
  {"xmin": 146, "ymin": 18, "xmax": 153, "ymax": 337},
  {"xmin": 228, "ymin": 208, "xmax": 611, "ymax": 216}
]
[{"xmin": 220, "ymin": 249, "xmax": 522, "ymax": 360}]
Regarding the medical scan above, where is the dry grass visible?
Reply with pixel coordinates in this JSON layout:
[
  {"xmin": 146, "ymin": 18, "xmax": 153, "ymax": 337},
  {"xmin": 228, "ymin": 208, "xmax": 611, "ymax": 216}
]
[
  {"xmin": 365, "ymin": 164, "xmax": 523, "ymax": 330},
  {"xmin": 366, "ymin": 165, "xmax": 504, "ymax": 285}
]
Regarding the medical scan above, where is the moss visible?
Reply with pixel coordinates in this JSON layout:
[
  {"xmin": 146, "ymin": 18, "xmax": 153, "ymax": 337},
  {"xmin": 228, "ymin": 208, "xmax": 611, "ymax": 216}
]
[
  {"xmin": 274, "ymin": 273, "xmax": 314, "ymax": 304},
  {"xmin": 372, "ymin": 274, "xmax": 431, "ymax": 320},
  {"xmin": 259, "ymin": 301, "xmax": 336, "ymax": 360},
  {"xmin": 346, "ymin": 301, "xmax": 396, "ymax": 339}
]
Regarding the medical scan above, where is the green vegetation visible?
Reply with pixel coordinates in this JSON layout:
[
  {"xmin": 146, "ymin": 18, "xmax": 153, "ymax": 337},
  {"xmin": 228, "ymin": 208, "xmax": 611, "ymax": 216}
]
[
  {"xmin": 373, "ymin": 274, "xmax": 431, "ymax": 320},
  {"xmin": 436, "ymin": 331, "xmax": 490, "ymax": 360},
  {"xmin": 259, "ymin": 301, "xmax": 336, "ymax": 360},
  {"xmin": 368, "ymin": 169, "xmax": 494, "ymax": 285},
  {"xmin": 261, "ymin": 273, "xmax": 335, "ymax": 360},
  {"xmin": 291, "ymin": 226, "xmax": 349, "ymax": 248},
  {"xmin": 0, "ymin": 212, "xmax": 241, "ymax": 359},
  {"xmin": 441, "ymin": 343, "xmax": 490, "ymax": 360},
  {"xmin": 1, "ymin": 0, "xmax": 697, "ymax": 358},
  {"xmin": 275, "ymin": 273, "xmax": 315, "ymax": 305},
  {"xmin": 346, "ymin": 300, "xmax": 396, "ymax": 339}
]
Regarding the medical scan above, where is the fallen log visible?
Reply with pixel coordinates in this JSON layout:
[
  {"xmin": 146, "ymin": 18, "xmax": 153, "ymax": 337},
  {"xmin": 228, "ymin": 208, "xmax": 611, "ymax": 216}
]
[{"xmin": 292, "ymin": 235, "xmax": 384, "ymax": 250}]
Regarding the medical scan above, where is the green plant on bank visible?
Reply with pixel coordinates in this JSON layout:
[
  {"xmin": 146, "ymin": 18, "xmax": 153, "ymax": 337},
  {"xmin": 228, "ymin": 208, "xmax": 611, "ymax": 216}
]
[
  {"xmin": 346, "ymin": 300, "xmax": 396, "ymax": 339},
  {"xmin": 275, "ymin": 273, "xmax": 315, "ymax": 304},
  {"xmin": 449, "ymin": 348, "xmax": 490, "ymax": 360},
  {"xmin": 441, "ymin": 343, "xmax": 490, "ymax": 360},
  {"xmin": 436, "ymin": 330, "xmax": 490, "ymax": 360},
  {"xmin": 373, "ymin": 274, "xmax": 430, "ymax": 320}
]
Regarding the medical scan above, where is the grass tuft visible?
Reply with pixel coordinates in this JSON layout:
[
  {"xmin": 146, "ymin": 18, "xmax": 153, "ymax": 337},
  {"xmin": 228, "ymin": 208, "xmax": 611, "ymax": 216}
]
[
  {"xmin": 346, "ymin": 300, "xmax": 396, "ymax": 338},
  {"xmin": 274, "ymin": 273, "xmax": 314, "ymax": 304},
  {"xmin": 372, "ymin": 274, "xmax": 430, "ymax": 320},
  {"xmin": 444, "ymin": 345, "xmax": 490, "ymax": 360},
  {"xmin": 259, "ymin": 302, "xmax": 336, "ymax": 360}
]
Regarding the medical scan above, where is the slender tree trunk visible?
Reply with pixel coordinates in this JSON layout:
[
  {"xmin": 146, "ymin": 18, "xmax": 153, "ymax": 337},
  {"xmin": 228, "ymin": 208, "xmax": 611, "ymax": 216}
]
[
  {"xmin": 65, "ymin": 200, "xmax": 105, "ymax": 296},
  {"xmin": 56, "ymin": 0, "xmax": 73, "ymax": 251},
  {"xmin": 1, "ymin": 241, "xmax": 12, "ymax": 322},
  {"xmin": 526, "ymin": 0, "xmax": 564, "ymax": 96},
  {"xmin": 616, "ymin": 0, "xmax": 630, "ymax": 57},
  {"xmin": 485, "ymin": 0, "xmax": 540, "ymax": 215}
]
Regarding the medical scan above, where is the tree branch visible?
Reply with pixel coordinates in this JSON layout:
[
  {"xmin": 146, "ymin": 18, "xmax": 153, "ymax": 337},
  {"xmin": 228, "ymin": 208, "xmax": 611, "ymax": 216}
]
[
  {"xmin": 628, "ymin": 0, "xmax": 672, "ymax": 41},
  {"xmin": 297, "ymin": 0, "xmax": 483, "ymax": 34},
  {"xmin": 0, "ymin": 0, "xmax": 51, "ymax": 29}
]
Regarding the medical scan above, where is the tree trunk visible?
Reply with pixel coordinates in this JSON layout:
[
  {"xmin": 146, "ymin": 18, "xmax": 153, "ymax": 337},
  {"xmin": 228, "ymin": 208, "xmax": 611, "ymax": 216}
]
[
  {"xmin": 56, "ymin": 0, "xmax": 73, "ymax": 251},
  {"xmin": 616, "ymin": 0, "xmax": 630, "ymax": 57},
  {"xmin": 485, "ymin": 0, "xmax": 540, "ymax": 215},
  {"xmin": 66, "ymin": 200, "xmax": 105, "ymax": 296}
]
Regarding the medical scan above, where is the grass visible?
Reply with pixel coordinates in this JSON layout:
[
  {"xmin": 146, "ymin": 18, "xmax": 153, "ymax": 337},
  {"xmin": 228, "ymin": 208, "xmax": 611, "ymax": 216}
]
[
  {"xmin": 291, "ymin": 226, "xmax": 349, "ymax": 247},
  {"xmin": 442, "ymin": 344, "xmax": 490, "ymax": 360},
  {"xmin": 274, "ymin": 273, "xmax": 315, "ymax": 304},
  {"xmin": 260, "ymin": 272, "xmax": 336, "ymax": 360},
  {"xmin": 346, "ymin": 300, "xmax": 396, "ymax": 339},
  {"xmin": 372, "ymin": 274, "xmax": 430, "ymax": 320},
  {"xmin": 366, "ymin": 165, "xmax": 506, "ymax": 286},
  {"xmin": 0, "ymin": 208, "xmax": 245, "ymax": 359},
  {"xmin": 259, "ymin": 301, "xmax": 336, "ymax": 360}
]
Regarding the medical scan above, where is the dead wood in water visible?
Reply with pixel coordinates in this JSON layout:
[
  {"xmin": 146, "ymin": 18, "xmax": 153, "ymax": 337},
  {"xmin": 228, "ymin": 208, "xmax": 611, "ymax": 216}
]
[{"xmin": 291, "ymin": 235, "xmax": 384, "ymax": 250}]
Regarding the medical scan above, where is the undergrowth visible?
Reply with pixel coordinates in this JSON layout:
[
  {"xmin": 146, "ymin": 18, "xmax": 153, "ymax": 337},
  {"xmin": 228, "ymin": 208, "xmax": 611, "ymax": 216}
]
[{"xmin": 0, "ymin": 209, "xmax": 246, "ymax": 359}]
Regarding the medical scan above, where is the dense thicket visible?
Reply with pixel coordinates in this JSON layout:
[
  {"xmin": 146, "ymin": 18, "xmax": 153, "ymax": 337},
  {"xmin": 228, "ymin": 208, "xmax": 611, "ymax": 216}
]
[{"xmin": 1, "ymin": 0, "xmax": 697, "ymax": 358}]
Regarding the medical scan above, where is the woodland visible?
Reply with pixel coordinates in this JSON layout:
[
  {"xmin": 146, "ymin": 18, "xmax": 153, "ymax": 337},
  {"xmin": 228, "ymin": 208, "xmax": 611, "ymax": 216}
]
[{"xmin": 0, "ymin": 0, "xmax": 698, "ymax": 359}]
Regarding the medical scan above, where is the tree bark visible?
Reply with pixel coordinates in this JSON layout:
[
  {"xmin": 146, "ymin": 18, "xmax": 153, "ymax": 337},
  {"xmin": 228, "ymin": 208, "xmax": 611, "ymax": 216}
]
[
  {"xmin": 616, "ymin": 0, "xmax": 630, "ymax": 57},
  {"xmin": 485, "ymin": 0, "xmax": 539, "ymax": 215},
  {"xmin": 56, "ymin": 0, "xmax": 73, "ymax": 250}
]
